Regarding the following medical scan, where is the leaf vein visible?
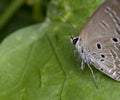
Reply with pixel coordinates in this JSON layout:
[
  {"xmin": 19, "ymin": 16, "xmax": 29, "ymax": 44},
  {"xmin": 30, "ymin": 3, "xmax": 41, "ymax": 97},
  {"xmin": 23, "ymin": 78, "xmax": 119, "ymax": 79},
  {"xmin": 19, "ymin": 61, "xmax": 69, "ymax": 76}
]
[{"xmin": 46, "ymin": 34, "xmax": 67, "ymax": 100}]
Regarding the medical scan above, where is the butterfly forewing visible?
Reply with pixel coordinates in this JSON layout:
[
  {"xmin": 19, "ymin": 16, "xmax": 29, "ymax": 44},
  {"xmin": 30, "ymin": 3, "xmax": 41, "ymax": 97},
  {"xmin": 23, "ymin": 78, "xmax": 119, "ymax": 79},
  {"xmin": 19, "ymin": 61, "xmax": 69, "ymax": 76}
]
[{"xmin": 79, "ymin": 0, "xmax": 120, "ymax": 45}]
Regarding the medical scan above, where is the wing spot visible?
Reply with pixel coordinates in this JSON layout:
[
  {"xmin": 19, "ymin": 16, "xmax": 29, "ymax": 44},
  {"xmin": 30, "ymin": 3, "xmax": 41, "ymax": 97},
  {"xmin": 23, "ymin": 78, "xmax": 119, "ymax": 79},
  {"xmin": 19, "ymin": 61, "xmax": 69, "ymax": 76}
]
[
  {"xmin": 96, "ymin": 42, "xmax": 102, "ymax": 49},
  {"xmin": 100, "ymin": 59, "xmax": 104, "ymax": 62},
  {"xmin": 111, "ymin": 37, "xmax": 119, "ymax": 43},
  {"xmin": 101, "ymin": 54, "xmax": 105, "ymax": 58},
  {"xmin": 100, "ymin": 68, "xmax": 103, "ymax": 71}
]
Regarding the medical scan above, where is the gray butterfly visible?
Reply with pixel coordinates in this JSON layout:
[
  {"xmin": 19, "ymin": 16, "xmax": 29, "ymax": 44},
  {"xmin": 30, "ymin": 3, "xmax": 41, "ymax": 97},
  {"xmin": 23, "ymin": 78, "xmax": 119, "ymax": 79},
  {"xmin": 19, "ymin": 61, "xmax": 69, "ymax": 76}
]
[{"xmin": 71, "ymin": 0, "xmax": 120, "ymax": 82}]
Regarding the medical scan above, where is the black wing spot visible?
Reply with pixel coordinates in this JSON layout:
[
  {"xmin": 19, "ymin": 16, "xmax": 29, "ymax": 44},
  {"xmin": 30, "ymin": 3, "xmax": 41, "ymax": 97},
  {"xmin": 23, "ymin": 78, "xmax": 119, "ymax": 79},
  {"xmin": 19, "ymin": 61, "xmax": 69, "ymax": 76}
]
[
  {"xmin": 101, "ymin": 54, "xmax": 105, "ymax": 58},
  {"xmin": 111, "ymin": 38, "xmax": 119, "ymax": 43},
  {"xmin": 101, "ymin": 68, "xmax": 103, "ymax": 71},
  {"xmin": 100, "ymin": 59, "xmax": 104, "ymax": 62},
  {"xmin": 96, "ymin": 43, "xmax": 102, "ymax": 49}
]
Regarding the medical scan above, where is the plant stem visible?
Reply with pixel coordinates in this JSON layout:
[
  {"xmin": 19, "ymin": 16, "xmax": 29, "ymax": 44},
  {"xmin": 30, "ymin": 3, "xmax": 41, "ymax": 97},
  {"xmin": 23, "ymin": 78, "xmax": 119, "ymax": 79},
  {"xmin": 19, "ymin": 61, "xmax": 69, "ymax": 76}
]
[
  {"xmin": 0, "ymin": 0, "xmax": 25, "ymax": 30},
  {"xmin": 33, "ymin": 0, "xmax": 43, "ymax": 21}
]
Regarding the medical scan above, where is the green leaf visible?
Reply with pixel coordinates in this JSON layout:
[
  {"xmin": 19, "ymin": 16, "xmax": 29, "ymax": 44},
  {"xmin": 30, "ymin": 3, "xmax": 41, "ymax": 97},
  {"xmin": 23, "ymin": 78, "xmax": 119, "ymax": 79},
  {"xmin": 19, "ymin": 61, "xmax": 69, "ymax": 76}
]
[{"xmin": 0, "ymin": 0, "xmax": 120, "ymax": 100}]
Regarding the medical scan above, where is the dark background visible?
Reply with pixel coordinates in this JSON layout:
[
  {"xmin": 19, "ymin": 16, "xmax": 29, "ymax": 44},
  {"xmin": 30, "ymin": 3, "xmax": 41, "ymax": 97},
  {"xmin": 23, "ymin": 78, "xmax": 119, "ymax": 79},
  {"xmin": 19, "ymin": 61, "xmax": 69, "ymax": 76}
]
[{"xmin": 0, "ymin": 0, "xmax": 50, "ymax": 42}]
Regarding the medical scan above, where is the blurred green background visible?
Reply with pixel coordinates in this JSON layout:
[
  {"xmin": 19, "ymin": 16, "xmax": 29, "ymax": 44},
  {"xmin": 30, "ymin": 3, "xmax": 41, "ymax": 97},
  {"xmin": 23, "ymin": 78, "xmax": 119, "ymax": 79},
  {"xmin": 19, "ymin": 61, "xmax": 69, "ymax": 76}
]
[{"xmin": 0, "ymin": 0, "xmax": 49, "ymax": 42}]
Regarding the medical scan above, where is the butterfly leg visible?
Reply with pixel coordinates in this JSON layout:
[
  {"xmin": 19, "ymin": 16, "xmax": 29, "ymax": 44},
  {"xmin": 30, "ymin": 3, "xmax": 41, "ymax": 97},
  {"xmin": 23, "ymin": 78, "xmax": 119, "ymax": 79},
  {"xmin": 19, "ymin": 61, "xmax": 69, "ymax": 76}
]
[{"xmin": 81, "ymin": 60, "xmax": 86, "ymax": 70}]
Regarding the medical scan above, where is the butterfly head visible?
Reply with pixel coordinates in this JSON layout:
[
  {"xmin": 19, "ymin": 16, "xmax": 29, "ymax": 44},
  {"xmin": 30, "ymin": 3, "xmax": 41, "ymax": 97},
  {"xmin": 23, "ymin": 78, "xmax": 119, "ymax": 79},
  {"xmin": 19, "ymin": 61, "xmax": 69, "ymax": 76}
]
[
  {"xmin": 70, "ymin": 36, "xmax": 82, "ymax": 53},
  {"xmin": 70, "ymin": 36, "xmax": 79, "ymax": 45},
  {"xmin": 70, "ymin": 36, "xmax": 87, "ymax": 62}
]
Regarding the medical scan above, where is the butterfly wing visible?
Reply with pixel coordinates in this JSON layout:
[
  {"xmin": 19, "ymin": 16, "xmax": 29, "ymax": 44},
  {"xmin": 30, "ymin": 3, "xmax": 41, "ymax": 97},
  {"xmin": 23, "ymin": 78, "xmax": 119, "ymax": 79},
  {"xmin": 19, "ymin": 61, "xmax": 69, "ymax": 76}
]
[
  {"xmin": 79, "ymin": 0, "xmax": 120, "ymax": 46},
  {"xmin": 79, "ymin": 0, "xmax": 120, "ymax": 80},
  {"xmin": 78, "ymin": 0, "xmax": 120, "ymax": 81},
  {"xmin": 85, "ymin": 35, "xmax": 120, "ymax": 81}
]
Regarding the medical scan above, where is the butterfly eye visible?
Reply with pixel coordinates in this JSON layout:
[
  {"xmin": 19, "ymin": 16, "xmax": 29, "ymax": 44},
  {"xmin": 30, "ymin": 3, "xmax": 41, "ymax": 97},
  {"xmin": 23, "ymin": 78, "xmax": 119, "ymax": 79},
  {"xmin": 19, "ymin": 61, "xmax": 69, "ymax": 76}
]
[
  {"xmin": 72, "ymin": 37, "xmax": 79, "ymax": 45},
  {"xmin": 111, "ymin": 38, "xmax": 119, "ymax": 43},
  {"xmin": 96, "ymin": 42, "xmax": 102, "ymax": 49}
]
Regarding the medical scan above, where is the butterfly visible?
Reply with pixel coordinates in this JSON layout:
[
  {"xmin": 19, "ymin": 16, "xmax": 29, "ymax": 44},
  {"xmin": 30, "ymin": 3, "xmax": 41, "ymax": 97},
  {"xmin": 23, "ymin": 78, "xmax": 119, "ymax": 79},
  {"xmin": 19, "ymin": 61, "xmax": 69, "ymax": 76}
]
[{"xmin": 71, "ymin": 0, "xmax": 120, "ymax": 83}]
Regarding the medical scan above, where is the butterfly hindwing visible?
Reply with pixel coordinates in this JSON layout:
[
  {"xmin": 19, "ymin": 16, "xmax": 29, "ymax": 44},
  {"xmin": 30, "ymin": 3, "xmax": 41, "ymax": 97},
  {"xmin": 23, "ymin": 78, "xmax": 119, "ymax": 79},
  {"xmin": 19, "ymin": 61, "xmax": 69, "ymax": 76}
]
[{"xmin": 86, "ymin": 35, "xmax": 120, "ymax": 81}]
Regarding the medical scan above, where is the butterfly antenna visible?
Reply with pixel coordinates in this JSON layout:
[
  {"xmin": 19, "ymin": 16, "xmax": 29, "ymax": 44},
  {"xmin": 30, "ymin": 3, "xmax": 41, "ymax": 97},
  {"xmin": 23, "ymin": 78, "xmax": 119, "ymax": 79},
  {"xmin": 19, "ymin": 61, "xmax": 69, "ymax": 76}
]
[
  {"xmin": 54, "ymin": 9, "xmax": 79, "ymax": 35},
  {"xmin": 87, "ymin": 63, "xmax": 98, "ymax": 89}
]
